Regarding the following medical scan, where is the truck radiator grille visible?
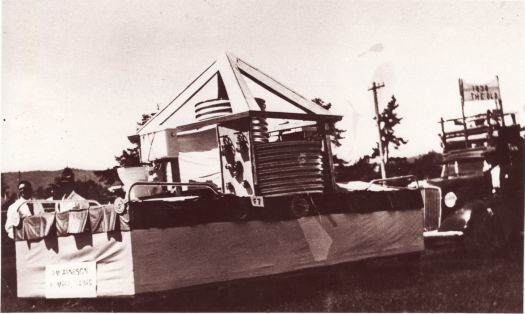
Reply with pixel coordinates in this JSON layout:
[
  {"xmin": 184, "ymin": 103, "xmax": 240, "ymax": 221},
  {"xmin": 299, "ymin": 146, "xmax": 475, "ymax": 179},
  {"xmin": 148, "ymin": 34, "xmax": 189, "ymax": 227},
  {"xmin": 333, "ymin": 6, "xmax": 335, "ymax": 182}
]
[
  {"xmin": 421, "ymin": 186, "xmax": 442, "ymax": 231},
  {"xmin": 255, "ymin": 141, "xmax": 325, "ymax": 197}
]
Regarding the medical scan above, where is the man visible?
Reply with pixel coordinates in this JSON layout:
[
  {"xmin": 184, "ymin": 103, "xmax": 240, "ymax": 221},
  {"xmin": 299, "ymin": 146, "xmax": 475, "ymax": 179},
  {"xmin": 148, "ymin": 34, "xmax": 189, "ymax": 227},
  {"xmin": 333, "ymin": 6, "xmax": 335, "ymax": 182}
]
[
  {"xmin": 58, "ymin": 168, "xmax": 85, "ymax": 201},
  {"xmin": 482, "ymin": 145, "xmax": 517, "ymax": 255},
  {"xmin": 57, "ymin": 169, "xmax": 86, "ymax": 212},
  {"xmin": 4, "ymin": 181, "xmax": 44, "ymax": 239},
  {"xmin": 482, "ymin": 155, "xmax": 501, "ymax": 195}
]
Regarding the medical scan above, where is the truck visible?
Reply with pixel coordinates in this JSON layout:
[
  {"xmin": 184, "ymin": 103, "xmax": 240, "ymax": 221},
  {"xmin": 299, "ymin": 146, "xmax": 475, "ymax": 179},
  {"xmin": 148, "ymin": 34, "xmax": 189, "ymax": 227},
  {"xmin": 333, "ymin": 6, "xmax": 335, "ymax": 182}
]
[{"xmin": 423, "ymin": 106, "xmax": 524, "ymax": 253}]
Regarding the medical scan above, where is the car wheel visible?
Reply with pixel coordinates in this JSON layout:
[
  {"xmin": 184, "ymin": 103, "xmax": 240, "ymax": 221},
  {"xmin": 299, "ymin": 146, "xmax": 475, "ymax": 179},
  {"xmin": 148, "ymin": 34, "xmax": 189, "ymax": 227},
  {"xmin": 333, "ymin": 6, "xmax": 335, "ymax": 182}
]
[{"xmin": 463, "ymin": 201, "xmax": 501, "ymax": 256}]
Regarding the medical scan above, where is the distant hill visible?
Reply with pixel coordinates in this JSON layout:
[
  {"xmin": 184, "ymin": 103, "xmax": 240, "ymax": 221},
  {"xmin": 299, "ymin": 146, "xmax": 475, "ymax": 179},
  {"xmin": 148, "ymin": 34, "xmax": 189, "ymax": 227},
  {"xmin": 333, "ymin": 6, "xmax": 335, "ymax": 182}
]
[{"xmin": 1, "ymin": 169, "xmax": 105, "ymax": 200}]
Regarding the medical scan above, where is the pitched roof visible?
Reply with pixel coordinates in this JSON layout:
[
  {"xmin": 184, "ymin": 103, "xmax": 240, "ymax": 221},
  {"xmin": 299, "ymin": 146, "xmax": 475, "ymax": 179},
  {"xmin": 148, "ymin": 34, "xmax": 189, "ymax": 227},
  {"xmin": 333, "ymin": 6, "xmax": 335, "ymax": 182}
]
[{"xmin": 138, "ymin": 52, "xmax": 340, "ymax": 135}]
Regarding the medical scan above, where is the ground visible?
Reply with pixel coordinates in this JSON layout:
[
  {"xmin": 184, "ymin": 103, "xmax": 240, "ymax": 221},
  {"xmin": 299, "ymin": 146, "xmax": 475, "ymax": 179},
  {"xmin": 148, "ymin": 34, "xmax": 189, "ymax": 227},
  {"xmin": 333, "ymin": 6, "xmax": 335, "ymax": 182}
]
[{"xmin": 1, "ymin": 241, "xmax": 523, "ymax": 312}]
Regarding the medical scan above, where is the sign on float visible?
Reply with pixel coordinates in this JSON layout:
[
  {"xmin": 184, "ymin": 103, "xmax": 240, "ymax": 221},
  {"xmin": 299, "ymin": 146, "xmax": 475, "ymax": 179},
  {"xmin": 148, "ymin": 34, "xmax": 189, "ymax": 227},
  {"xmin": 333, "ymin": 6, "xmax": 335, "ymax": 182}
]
[{"xmin": 45, "ymin": 262, "xmax": 97, "ymax": 298}]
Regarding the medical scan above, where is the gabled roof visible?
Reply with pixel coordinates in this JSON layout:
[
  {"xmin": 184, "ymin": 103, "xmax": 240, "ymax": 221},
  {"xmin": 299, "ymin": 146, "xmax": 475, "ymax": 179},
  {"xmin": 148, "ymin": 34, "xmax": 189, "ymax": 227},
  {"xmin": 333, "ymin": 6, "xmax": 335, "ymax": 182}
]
[{"xmin": 138, "ymin": 52, "xmax": 341, "ymax": 135}]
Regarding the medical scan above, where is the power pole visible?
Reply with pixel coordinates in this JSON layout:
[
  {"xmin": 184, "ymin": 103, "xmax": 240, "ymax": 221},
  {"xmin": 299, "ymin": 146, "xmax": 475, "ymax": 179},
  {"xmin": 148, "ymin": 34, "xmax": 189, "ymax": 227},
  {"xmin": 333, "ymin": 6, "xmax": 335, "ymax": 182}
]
[{"xmin": 368, "ymin": 82, "xmax": 387, "ymax": 179}]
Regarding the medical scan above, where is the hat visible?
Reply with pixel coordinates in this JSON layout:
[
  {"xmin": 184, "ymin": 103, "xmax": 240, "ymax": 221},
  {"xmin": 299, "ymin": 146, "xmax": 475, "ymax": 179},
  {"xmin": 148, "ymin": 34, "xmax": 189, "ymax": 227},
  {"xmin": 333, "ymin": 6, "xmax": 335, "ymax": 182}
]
[{"xmin": 60, "ymin": 168, "xmax": 75, "ymax": 183}]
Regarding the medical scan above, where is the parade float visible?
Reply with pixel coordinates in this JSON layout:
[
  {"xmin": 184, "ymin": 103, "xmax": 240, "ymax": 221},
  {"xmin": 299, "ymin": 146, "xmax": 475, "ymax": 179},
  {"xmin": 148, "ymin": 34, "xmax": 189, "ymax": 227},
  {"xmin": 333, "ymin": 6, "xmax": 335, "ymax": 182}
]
[{"xmin": 12, "ymin": 53, "xmax": 424, "ymax": 298}]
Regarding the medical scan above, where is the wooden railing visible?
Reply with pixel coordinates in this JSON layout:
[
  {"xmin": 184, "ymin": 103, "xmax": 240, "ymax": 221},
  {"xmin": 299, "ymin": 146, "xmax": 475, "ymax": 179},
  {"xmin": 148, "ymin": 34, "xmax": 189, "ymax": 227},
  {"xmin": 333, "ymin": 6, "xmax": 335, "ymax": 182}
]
[{"xmin": 440, "ymin": 111, "xmax": 518, "ymax": 151}]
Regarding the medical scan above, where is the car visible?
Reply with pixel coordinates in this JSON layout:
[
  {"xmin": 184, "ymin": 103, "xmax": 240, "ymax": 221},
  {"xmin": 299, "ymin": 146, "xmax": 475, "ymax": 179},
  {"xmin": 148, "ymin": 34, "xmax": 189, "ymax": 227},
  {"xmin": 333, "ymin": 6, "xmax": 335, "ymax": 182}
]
[{"xmin": 422, "ymin": 110, "xmax": 524, "ymax": 253}]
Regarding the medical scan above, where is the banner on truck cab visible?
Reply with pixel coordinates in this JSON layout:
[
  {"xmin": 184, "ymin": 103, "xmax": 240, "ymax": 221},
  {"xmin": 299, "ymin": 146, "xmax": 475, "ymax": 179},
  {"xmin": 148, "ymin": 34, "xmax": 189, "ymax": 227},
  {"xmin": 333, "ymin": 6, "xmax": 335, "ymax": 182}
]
[
  {"xmin": 460, "ymin": 77, "xmax": 500, "ymax": 102},
  {"xmin": 45, "ymin": 262, "xmax": 97, "ymax": 298}
]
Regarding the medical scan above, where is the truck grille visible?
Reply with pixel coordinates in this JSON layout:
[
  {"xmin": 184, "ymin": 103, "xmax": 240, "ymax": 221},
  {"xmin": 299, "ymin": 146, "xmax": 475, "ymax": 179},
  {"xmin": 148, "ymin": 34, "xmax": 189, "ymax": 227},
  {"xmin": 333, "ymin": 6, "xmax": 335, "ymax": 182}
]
[
  {"xmin": 254, "ymin": 141, "xmax": 325, "ymax": 197},
  {"xmin": 421, "ymin": 186, "xmax": 442, "ymax": 231}
]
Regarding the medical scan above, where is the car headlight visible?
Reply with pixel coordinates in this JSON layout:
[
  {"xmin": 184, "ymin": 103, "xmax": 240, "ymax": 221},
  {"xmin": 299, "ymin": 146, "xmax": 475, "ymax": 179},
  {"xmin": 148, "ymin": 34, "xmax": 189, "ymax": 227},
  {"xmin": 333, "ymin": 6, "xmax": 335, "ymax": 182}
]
[{"xmin": 444, "ymin": 191, "xmax": 457, "ymax": 208}]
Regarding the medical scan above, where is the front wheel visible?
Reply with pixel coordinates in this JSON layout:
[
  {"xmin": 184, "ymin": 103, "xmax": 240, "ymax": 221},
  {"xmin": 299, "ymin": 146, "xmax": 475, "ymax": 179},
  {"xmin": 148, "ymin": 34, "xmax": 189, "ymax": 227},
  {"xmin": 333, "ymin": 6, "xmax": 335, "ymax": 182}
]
[{"xmin": 463, "ymin": 201, "xmax": 501, "ymax": 256}]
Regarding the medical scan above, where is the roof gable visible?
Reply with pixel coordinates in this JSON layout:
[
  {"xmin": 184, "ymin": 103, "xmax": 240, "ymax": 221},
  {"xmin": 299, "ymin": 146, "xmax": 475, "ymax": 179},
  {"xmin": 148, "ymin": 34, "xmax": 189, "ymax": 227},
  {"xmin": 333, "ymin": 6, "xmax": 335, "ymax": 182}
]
[{"xmin": 138, "ymin": 52, "xmax": 337, "ymax": 135}]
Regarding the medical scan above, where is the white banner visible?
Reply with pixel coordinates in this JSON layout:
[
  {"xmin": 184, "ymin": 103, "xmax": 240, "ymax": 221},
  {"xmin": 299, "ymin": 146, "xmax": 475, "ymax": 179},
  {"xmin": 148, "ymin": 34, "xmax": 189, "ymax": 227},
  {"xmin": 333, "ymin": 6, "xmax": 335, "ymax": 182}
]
[
  {"xmin": 461, "ymin": 77, "xmax": 500, "ymax": 102},
  {"xmin": 45, "ymin": 262, "xmax": 97, "ymax": 298}
]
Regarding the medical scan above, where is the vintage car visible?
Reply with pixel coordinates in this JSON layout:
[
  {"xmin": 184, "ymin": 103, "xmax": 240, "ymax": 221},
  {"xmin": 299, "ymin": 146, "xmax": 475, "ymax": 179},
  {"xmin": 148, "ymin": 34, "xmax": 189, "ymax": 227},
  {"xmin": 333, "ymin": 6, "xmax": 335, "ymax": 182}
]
[{"xmin": 422, "ymin": 110, "xmax": 523, "ymax": 251}]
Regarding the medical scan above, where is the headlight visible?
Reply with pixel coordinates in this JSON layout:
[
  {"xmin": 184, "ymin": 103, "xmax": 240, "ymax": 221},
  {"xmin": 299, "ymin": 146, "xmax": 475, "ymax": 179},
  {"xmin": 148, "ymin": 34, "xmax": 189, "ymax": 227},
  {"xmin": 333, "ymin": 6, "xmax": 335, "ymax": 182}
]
[{"xmin": 444, "ymin": 191, "xmax": 457, "ymax": 208}]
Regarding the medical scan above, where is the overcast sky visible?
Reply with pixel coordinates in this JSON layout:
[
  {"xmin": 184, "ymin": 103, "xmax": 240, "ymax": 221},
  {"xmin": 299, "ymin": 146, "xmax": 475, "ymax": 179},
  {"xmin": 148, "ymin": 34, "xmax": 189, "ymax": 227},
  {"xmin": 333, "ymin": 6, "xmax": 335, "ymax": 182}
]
[{"xmin": 2, "ymin": 0, "xmax": 524, "ymax": 172}]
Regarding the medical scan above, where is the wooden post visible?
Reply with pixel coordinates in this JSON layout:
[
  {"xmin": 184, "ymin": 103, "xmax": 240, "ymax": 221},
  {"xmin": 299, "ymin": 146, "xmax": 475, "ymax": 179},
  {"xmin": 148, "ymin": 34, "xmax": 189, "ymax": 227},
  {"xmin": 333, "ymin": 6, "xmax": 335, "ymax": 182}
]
[
  {"xmin": 486, "ymin": 110, "xmax": 493, "ymax": 142},
  {"xmin": 368, "ymin": 82, "xmax": 386, "ymax": 179},
  {"xmin": 440, "ymin": 117, "xmax": 446, "ymax": 150},
  {"xmin": 496, "ymin": 75, "xmax": 506, "ymax": 127},
  {"xmin": 247, "ymin": 118, "xmax": 259, "ymax": 190},
  {"xmin": 459, "ymin": 79, "xmax": 469, "ymax": 149},
  {"xmin": 319, "ymin": 122, "xmax": 336, "ymax": 192}
]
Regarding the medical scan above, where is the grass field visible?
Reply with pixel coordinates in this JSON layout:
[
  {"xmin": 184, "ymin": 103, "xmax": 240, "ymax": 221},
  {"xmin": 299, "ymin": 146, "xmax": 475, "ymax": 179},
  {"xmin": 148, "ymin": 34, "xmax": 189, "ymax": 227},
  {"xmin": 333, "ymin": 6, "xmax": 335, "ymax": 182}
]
[{"xmin": 1, "ymin": 240, "xmax": 522, "ymax": 312}]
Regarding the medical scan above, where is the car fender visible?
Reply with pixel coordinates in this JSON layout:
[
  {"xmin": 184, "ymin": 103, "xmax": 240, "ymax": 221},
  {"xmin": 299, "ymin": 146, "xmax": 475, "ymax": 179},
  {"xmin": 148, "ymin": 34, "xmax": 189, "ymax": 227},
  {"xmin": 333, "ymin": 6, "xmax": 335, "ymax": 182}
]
[
  {"xmin": 438, "ymin": 207, "xmax": 472, "ymax": 232},
  {"xmin": 439, "ymin": 199, "xmax": 491, "ymax": 232}
]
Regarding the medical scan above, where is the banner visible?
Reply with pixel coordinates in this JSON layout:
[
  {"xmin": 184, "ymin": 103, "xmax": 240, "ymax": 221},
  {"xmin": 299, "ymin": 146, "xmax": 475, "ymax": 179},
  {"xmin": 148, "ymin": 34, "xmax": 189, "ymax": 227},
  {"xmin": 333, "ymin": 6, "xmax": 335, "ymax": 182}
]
[{"xmin": 460, "ymin": 77, "xmax": 500, "ymax": 102}]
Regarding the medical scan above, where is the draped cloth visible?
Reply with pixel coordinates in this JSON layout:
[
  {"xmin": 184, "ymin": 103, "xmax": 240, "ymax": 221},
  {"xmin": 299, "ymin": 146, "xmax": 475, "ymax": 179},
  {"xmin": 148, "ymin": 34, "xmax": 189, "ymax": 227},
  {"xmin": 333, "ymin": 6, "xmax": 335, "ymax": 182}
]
[
  {"xmin": 55, "ymin": 210, "xmax": 89, "ymax": 236},
  {"xmin": 14, "ymin": 213, "xmax": 56, "ymax": 241},
  {"xmin": 89, "ymin": 206, "xmax": 117, "ymax": 233},
  {"xmin": 15, "ymin": 203, "xmax": 424, "ymax": 298}
]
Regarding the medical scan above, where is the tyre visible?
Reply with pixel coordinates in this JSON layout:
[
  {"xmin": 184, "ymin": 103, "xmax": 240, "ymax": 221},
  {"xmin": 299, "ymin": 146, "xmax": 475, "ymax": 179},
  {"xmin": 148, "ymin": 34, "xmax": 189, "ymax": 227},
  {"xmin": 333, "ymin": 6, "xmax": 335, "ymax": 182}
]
[{"xmin": 463, "ymin": 201, "xmax": 501, "ymax": 256}]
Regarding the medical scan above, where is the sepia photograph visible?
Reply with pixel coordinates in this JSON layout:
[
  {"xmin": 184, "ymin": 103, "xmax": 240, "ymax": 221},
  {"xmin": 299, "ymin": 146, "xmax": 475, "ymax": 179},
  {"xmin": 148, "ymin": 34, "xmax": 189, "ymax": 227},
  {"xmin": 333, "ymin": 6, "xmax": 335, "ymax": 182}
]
[{"xmin": 1, "ymin": 0, "xmax": 524, "ymax": 312}]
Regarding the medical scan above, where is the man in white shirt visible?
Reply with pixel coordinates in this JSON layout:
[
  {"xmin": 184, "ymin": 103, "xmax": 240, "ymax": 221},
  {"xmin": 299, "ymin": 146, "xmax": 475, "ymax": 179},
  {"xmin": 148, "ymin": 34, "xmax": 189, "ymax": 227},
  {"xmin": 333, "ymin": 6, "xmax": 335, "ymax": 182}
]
[{"xmin": 4, "ymin": 181, "xmax": 44, "ymax": 239}]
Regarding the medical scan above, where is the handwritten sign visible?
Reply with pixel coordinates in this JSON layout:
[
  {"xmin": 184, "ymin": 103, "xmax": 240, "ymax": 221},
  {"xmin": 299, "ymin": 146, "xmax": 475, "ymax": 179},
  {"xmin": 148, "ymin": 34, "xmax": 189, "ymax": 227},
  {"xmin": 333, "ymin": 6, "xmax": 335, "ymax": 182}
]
[
  {"xmin": 461, "ymin": 78, "xmax": 500, "ymax": 102},
  {"xmin": 250, "ymin": 195, "xmax": 265, "ymax": 207},
  {"xmin": 464, "ymin": 85, "xmax": 499, "ymax": 102},
  {"xmin": 45, "ymin": 262, "xmax": 97, "ymax": 298}
]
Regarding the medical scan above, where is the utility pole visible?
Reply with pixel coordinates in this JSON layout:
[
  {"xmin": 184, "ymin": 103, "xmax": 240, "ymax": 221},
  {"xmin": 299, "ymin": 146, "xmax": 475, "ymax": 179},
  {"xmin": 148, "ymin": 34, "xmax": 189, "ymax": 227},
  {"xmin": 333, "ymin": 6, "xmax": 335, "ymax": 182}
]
[{"xmin": 368, "ymin": 82, "xmax": 387, "ymax": 179}]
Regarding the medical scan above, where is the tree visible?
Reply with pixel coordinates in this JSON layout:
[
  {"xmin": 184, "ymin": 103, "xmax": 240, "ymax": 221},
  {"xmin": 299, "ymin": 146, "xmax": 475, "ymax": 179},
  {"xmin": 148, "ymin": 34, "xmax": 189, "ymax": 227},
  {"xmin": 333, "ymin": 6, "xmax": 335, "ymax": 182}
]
[
  {"xmin": 1, "ymin": 174, "xmax": 10, "ymax": 200},
  {"xmin": 115, "ymin": 148, "xmax": 141, "ymax": 167},
  {"xmin": 1, "ymin": 173, "xmax": 16, "ymax": 211},
  {"xmin": 51, "ymin": 168, "xmax": 114, "ymax": 203},
  {"xmin": 371, "ymin": 95, "xmax": 408, "ymax": 162},
  {"xmin": 311, "ymin": 98, "xmax": 345, "ymax": 147},
  {"xmin": 74, "ymin": 179, "xmax": 114, "ymax": 203},
  {"xmin": 95, "ymin": 112, "xmax": 156, "ymax": 185},
  {"xmin": 93, "ymin": 168, "xmax": 120, "ymax": 186},
  {"xmin": 334, "ymin": 150, "xmax": 443, "ymax": 183},
  {"xmin": 137, "ymin": 113, "xmax": 156, "ymax": 130},
  {"xmin": 334, "ymin": 155, "xmax": 379, "ymax": 182},
  {"xmin": 115, "ymin": 112, "xmax": 156, "ymax": 167},
  {"xmin": 410, "ymin": 151, "xmax": 443, "ymax": 179},
  {"xmin": 95, "ymin": 112, "xmax": 156, "ymax": 186}
]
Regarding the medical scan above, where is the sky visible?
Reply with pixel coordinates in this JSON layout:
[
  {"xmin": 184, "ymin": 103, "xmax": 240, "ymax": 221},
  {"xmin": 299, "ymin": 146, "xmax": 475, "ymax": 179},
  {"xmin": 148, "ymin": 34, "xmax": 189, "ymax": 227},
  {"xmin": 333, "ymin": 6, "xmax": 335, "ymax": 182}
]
[{"xmin": 2, "ymin": 0, "xmax": 524, "ymax": 172}]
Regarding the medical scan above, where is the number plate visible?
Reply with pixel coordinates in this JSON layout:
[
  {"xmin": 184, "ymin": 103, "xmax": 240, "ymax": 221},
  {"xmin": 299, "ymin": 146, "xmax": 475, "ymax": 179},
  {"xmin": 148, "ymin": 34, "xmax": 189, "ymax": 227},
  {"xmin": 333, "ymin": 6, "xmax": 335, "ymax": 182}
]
[{"xmin": 250, "ymin": 196, "xmax": 264, "ymax": 207}]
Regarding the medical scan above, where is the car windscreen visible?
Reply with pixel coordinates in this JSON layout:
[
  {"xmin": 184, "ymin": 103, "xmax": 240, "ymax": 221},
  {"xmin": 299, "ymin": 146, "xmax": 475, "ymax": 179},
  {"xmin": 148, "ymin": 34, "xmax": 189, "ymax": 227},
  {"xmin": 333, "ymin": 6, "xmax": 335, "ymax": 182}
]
[{"xmin": 442, "ymin": 159, "xmax": 484, "ymax": 177}]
